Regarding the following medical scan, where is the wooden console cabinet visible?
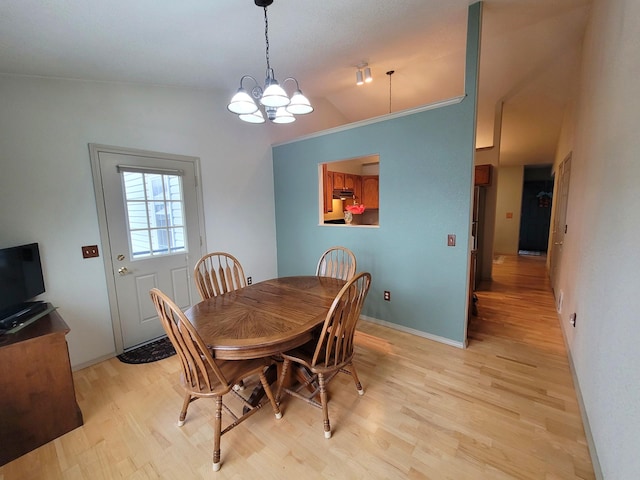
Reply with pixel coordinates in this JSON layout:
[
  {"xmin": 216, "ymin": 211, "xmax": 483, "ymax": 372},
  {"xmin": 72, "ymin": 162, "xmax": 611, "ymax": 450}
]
[{"xmin": 0, "ymin": 308, "xmax": 83, "ymax": 465}]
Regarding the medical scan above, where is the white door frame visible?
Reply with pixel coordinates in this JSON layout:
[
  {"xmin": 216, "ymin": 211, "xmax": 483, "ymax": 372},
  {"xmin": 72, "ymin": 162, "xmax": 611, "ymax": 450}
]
[
  {"xmin": 550, "ymin": 152, "xmax": 571, "ymax": 306},
  {"xmin": 89, "ymin": 143, "xmax": 207, "ymax": 354}
]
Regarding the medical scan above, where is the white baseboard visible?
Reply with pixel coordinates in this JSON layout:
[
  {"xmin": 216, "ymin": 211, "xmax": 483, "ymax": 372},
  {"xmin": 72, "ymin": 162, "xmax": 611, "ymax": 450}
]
[
  {"xmin": 360, "ymin": 315, "xmax": 466, "ymax": 349},
  {"xmin": 556, "ymin": 314, "xmax": 603, "ymax": 480},
  {"xmin": 71, "ymin": 352, "xmax": 116, "ymax": 372}
]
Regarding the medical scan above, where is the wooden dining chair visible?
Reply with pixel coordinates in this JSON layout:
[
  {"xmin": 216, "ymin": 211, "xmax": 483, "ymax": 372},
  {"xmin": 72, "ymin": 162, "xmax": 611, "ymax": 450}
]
[
  {"xmin": 194, "ymin": 252, "xmax": 247, "ymax": 300},
  {"xmin": 315, "ymin": 246, "xmax": 357, "ymax": 281},
  {"xmin": 275, "ymin": 272, "xmax": 371, "ymax": 439},
  {"xmin": 149, "ymin": 288, "xmax": 282, "ymax": 472}
]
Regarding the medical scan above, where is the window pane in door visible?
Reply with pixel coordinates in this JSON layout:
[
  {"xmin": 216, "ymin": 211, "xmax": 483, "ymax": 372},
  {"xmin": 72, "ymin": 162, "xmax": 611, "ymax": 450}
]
[
  {"xmin": 123, "ymin": 172, "xmax": 145, "ymax": 200},
  {"xmin": 148, "ymin": 201, "xmax": 168, "ymax": 228},
  {"xmin": 126, "ymin": 202, "xmax": 148, "ymax": 229},
  {"xmin": 150, "ymin": 228, "xmax": 169, "ymax": 255},
  {"xmin": 169, "ymin": 227, "xmax": 185, "ymax": 251},
  {"xmin": 168, "ymin": 201, "xmax": 184, "ymax": 226},
  {"xmin": 130, "ymin": 230, "xmax": 151, "ymax": 258}
]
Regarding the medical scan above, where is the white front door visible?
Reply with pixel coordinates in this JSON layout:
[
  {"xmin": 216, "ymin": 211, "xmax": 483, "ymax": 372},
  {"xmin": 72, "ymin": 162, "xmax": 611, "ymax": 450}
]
[{"xmin": 90, "ymin": 145, "xmax": 205, "ymax": 350}]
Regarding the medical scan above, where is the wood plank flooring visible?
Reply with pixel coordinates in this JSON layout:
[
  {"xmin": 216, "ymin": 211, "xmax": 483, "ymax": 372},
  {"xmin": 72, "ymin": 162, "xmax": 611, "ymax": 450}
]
[{"xmin": 0, "ymin": 254, "xmax": 595, "ymax": 479}]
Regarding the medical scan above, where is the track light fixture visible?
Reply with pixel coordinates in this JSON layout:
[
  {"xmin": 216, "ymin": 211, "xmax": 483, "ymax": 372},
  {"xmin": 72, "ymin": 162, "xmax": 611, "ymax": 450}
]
[
  {"xmin": 356, "ymin": 62, "xmax": 373, "ymax": 86},
  {"xmin": 227, "ymin": 0, "xmax": 313, "ymax": 124}
]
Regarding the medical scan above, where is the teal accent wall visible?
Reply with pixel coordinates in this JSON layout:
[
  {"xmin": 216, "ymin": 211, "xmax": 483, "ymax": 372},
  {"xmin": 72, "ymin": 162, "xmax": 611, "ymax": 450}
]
[{"xmin": 272, "ymin": 3, "xmax": 482, "ymax": 344}]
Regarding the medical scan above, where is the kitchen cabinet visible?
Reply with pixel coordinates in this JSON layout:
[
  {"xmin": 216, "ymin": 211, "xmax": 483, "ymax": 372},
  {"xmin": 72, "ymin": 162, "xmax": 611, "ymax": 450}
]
[
  {"xmin": 343, "ymin": 174, "xmax": 361, "ymax": 206},
  {"xmin": 474, "ymin": 164, "xmax": 492, "ymax": 186},
  {"xmin": 361, "ymin": 175, "xmax": 379, "ymax": 209},
  {"xmin": 324, "ymin": 170, "xmax": 375, "ymax": 214},
  {"xmin": 323, "ymin": 164, "xmax": 333, "ymax": 213},
  {"xmin": 352, "ymin": 175, "xmax": 362, "ymax": 205},
  {"xmin": 332, "ymin": 172, "xmax": 345, "ymax": 190},
  {"xmin": 344, "ymin": 174, "xmax": 355, "ymax": 191}
]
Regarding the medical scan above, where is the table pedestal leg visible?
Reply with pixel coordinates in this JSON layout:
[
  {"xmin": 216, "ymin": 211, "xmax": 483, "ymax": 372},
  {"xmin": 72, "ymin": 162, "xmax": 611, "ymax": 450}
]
[{"xmin": 243, "ymin": 363, "xmax": 278, "ymax": 412}]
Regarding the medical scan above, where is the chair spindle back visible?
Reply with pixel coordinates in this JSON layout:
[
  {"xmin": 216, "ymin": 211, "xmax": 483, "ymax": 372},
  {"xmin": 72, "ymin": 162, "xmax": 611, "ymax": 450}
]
[
  {"xmin": 150, "ymin": 288, "xmax": 229, "ymax": 392},
  {"xmin": 316, "ymin": 246, "xmax": 357, "ymax": 281},
  {"xmin": 311, "ymin": 272, "xmax": 371, "ymax": 368},
  {"xmin": 194, "ymin": 252, "xmax": 246, "ymax": 300}
]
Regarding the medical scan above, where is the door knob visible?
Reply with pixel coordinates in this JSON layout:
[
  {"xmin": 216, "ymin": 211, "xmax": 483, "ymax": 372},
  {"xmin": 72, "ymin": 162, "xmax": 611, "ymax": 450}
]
[{"xmin": 118, "ymin": 266, "xmax": 129, "ymax": 276}]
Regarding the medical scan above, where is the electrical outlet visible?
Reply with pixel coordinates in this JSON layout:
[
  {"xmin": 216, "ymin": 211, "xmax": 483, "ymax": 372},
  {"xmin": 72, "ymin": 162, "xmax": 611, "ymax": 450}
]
[
  {"xmin": 82, "ymin": 245, "xmax": 99, "ymax": 258},
  {"xmin": 447, "ymin": 234, "xmax": 456, "ymax": 246},
  {"xmin": 247, "ymin": 276, "xmax": 252, "ymax": 285},
  {"xmin": 384, "ymin": 290, "xmax": 391, "ymax": 301}
]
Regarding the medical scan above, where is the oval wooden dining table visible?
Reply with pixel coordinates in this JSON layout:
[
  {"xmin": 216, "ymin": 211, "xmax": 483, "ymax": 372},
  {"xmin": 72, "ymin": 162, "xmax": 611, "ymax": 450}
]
[{"xmin": 184, "ymin": 276, "xmax": 346, "ymax": 360}]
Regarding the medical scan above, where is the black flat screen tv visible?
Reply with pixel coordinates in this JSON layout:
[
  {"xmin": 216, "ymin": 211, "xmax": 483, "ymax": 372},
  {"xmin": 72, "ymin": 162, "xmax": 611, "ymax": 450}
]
[{"xmin": 0, "ymin": 242, "xmax": 46, "ymax": 322}]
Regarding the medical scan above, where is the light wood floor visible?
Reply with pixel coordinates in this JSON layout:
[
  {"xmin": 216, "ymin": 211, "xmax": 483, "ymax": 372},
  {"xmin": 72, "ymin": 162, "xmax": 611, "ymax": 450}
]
[{"xmin": 0, "ymin": 255, "xmax": 595, "ymax": 479}]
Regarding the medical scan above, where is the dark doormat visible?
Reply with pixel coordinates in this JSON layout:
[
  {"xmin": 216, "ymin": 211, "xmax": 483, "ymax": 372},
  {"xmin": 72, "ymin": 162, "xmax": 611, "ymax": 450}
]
[
  {"xmin": 518, "ymin": 250, "xmax": 544, "ymax": 256},
  {"xmin": 117, "ymin": 336, "xmax": 176, "ymax": 364}
]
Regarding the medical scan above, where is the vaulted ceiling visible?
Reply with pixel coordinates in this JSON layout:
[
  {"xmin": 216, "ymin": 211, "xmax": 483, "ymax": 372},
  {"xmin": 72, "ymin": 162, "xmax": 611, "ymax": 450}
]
[{"xmin": 0, "ymin": 0, "xmax": 591, "ymax": 165}]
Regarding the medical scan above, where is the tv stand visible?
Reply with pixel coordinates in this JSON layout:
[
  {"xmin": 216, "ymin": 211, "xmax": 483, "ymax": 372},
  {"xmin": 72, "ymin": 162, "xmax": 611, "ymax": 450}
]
[{"xmin": 0, "ymin": 307, "xmax": 83, "ymax": 465}]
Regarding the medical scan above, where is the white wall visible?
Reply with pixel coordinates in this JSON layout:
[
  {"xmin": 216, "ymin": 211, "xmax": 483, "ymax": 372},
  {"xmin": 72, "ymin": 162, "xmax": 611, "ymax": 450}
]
[
  {"xmin": 0, "ymin": 75, "xmax": 279, "ymax": 367},
  {"xmin": 493, "ymin": 165, "xmax": 523, "ymax": 255},
  {"xmin": 551, "ymin": 0, "xmax": 640, "ymax": 477}
]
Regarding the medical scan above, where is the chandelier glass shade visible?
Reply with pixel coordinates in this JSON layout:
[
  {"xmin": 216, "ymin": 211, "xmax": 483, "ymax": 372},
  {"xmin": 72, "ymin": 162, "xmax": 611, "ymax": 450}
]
[{"xmin": 227, "ymin": 0, "xmax": 313, "ymax": 124}]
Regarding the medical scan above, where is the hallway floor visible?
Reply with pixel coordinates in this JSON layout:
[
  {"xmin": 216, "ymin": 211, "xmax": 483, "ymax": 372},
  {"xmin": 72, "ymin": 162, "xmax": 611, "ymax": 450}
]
[{"xmin": 468, "ymin": 253, "xmax": 595, "ymax": 478}]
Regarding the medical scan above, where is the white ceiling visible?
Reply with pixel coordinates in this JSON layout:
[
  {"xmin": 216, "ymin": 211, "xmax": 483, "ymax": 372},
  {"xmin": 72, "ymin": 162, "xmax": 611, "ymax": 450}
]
[{"xmin": 0, "ymin": 0, "xmax": 591, "ymax": 165}]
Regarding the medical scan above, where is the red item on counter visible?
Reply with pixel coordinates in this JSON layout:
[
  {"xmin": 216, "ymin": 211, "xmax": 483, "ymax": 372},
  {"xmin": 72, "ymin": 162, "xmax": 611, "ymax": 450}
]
[{"xmin": 345, "ymin": 204, "xmax": 366, "ymax": 214}]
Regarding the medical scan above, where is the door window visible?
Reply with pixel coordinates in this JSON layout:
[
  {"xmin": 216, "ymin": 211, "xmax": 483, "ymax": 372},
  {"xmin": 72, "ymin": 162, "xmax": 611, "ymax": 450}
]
[{"xmin": 119, "ymin": 168, "xmax": 186, "ymax": 259}]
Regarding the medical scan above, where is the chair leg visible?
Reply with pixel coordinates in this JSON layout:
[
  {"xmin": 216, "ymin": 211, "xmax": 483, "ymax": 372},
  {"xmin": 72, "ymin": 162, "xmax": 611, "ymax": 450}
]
[
  {"xmin": 259, "ymin": 371, "xmax": 283, "ymax": 419},
  {"xmin": 177, "ymin": 393, "xmax": 191, "ymax": 427},
  {"xmin": 276, "ymin": 358, "xmax": 291, "ymax": 403},
  {"xmin": 348, "ymin": 362, "xmax": 365, "ymax": 396},
  {"xmin": 318, "ymin": 373, "xmax": 331, "ymax": 438},
  {"xmin": 212, "ymin": 396, "xmax": 222, "ymax": 472}
]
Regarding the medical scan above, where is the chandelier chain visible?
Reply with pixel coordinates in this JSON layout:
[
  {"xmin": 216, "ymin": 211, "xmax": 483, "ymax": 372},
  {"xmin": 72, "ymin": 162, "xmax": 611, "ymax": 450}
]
[{"xmin": 263, "ymin": 6, "xmax": 270, "ymax": 71}]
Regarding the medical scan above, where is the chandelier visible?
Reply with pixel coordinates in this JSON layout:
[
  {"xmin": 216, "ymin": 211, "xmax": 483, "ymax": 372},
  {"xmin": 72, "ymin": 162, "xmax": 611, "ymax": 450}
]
[{"xmin": 227, "ymin": 0, "xmax": 314, "ymax": 124}]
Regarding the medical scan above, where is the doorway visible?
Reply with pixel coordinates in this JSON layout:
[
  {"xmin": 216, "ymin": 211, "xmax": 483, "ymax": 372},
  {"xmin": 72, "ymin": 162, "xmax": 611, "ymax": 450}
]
[
  {"xmin": 518, "ymin": 165, "xmax": 554, "ymax": 255},
  {"xmin": 89, "ymin": 144, "xmax": 206, "ymax": 352}
]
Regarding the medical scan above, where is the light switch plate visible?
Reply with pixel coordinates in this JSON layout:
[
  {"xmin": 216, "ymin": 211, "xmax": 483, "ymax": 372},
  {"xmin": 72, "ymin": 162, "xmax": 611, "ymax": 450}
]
[{"xmin": 447, "ymin": 234, "xmax": 456, "ymax": 246}]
